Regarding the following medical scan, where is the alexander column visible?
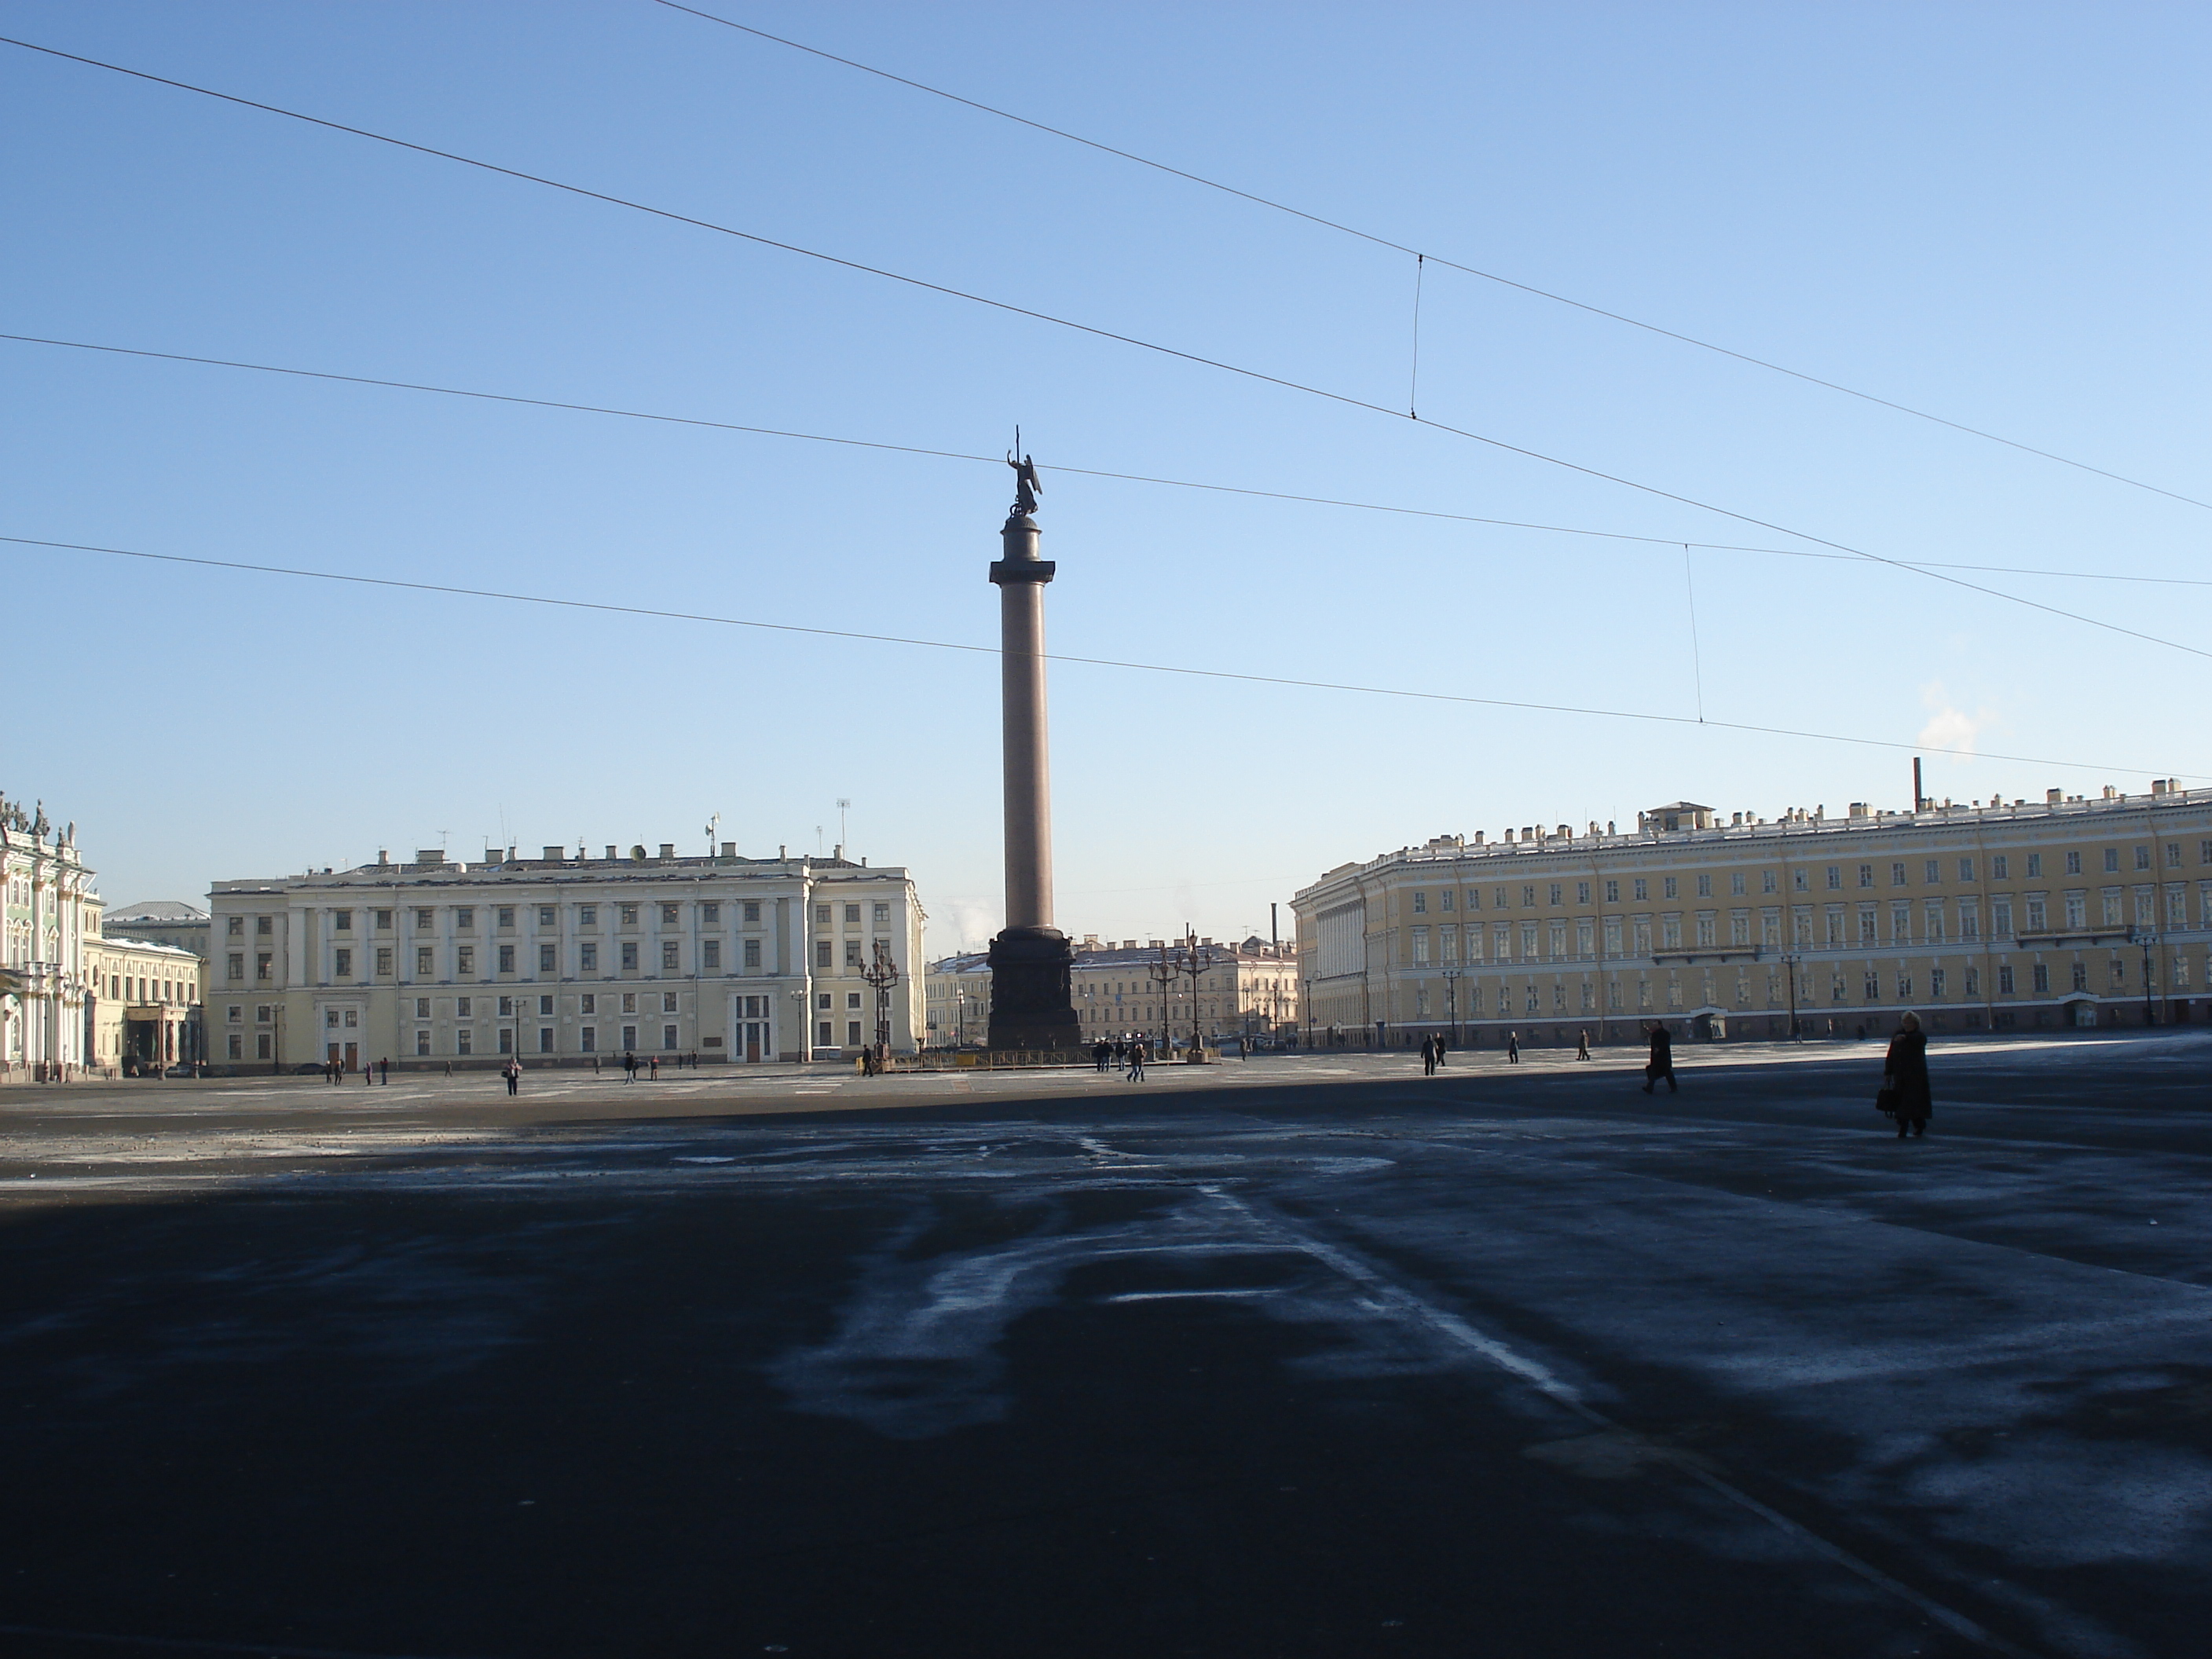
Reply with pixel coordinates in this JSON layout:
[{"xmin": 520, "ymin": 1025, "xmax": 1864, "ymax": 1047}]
[{"xmin": 985, "ymin": 451, "xmax": 1080, "ymax": 1051}]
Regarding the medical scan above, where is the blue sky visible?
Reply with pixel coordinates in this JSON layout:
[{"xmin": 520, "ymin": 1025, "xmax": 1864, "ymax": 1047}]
[{"xmin": 5, "ymin": 2, "xmax": 2206, "ymax": 953}]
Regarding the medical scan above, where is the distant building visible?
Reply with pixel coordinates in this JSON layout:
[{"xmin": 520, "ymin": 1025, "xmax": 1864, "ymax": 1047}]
[
  {"xmin": 100, "ymin": 900, "xmax": 211, "ymax": 959},
  {"xmin": 206, "ymin": 842, "xmax": 922, "ymax": 1071},
  {"xmin": 2, "ymin": 794, "xmax": 204, "ymax": 1077},
  {"xmin": 1068, "ymin": 935, "xmax": 1299, "ymax": 1046},
  {"xmin": 922, "ymin": 952, "xmax": 993, "ymax": 1047},
  {"xmin": 85, "ymin": 933, "xmax": 205, "ymax": 1073},
  {"xmin": 926, "ymin": 933, "xmax": 1302, "ymax": 1050},
  {"xmin": 1294, "ymin": 783, "xmax": 2212, "ymax": 1047}
]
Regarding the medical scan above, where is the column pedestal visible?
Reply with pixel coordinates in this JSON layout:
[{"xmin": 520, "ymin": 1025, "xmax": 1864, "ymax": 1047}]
[{"xmin": 985, "ymin": 925, "xmax": 1079, "ymax": 1051}]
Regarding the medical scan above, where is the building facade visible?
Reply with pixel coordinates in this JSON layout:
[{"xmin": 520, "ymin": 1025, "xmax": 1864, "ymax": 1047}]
[
  {"xmin": 1294, "ymin": 783, "xmax": 2212, "ymax": 1047},
  {"xmin": 206, "ymin": 843, "xmax": 924, "ymax": 1071},
  {"xmin": 1, "ymin": 796, "xmax": 98, "ymax": 1078},
  {"xmin": 922, "ymin": 952, "xmax": 994, "ymax": 1048},
  {"xmin": 84, "ymin": 933, "xmax": 206, "ymax": 1073},
  {"xmin": 926, "ymin": 935, "xmax": 1302, "ymax": 1049},
  {"xmin": 1068, "ymin": 936, "xmax": 1300, "ymax": 1046}
]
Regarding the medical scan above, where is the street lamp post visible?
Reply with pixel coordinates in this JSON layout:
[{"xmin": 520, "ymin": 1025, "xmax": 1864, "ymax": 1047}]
[
  {"xmin": 2131, "ymin": 928, "xmax": 2159, "ymax": 1026},
  {"xmin": 1440, "ymin": 967, "xmax": 1463, "ymax": 1048},
  {"xmin": 1173, "ymin": 930, "xmax": 1216, "ymax": 1059},
  {"xmin": 859, "ymin": 940, "xmax": 902, "ymax": 1072},
  {"xmin": 1780, "ymin": 953, "xmax": 1801, "ymax": 1040},
  {"xmin": 1146, "ymin": 944, "xmax": 1179, "ymax": 1055}
]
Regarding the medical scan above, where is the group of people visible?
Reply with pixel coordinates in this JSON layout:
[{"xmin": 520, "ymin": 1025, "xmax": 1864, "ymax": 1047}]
[
  {"xmin": 324, "ymin": 1057, "xmax": 391, "ymax": 1086},
  {"xmin": 1410, "ymin": 1013, "xmax": 1934, "ymax": 1137},
  {"xmin": 1090, "ymin": 1037, "xmax": 1152, "ymax": 1080}
]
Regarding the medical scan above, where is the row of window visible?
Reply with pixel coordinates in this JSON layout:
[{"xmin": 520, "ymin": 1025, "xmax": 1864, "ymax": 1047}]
[
  {"xmin": 1403, "ymin": 843, "xmax": 2212, "ymax": 916},
  {"xmin": 93, "ymin": 972, "xmax": 194, "ymax": 1003},
  {"xmin": 225, "ymin": 933, "xmax": 907, "ymax": 983},
  {"xmin": 225, "ymin": 899, "xmax": 896, "ymax": 937},
  {"xmin": 1405, "ymin": 884, "xmax": 2207, "ymax": 964},
  {"xmin": 224, "ymin": 987, "xmax": 803, "ymax": 1026},
  {"xmin": 1397, "ymin": 951, "xmax": 2199, "ymax": 1016}
]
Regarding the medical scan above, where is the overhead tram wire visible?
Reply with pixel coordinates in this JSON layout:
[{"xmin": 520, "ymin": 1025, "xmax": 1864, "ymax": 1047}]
[
  {"xmin": 10, "ymin": 330, "xmax": 2212, "ymax": 594},
  {"xmin": 652, "ymin": 0, "xmax": 2212, "ymax": 516},
  {"xmin": 5, "ymin": 531, "xmax": 2196, "ymax": 786},
  {"xmin": 3, "ymin": 36, "xmax": 2204, "ymax": 662}
]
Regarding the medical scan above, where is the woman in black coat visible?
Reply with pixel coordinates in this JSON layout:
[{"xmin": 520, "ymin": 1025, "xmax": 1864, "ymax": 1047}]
[{"xmin": 1884, "ymin": 1012, "xmax": 1931, "ymax": 1137}]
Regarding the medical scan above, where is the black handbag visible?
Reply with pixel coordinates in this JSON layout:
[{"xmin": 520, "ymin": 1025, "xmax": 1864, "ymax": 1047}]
[{"xmin": 1875, "ymin": 1074, "xmax": 1899, "ymax": 1115}]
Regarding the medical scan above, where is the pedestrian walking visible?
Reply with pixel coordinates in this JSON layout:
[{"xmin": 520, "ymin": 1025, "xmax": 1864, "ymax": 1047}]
[
  {"xmin": 1640, "ymin": 1022, "xmax": 1677, "ymax": 1094},
  {"xmin": 361, "ymin": 1060, "xmax": 372, "ymax": 1086},
  {"xmin": 649, "ymin": 1055, "xmax": 659, "ymax": 1080},
  {"xmin": 1575, "ymin": 1029, "xmax": 1591, "ymax": 1061},
  {"xmin": 1880, "ymin": 1012, "xmax": 1932, "ymax": 1138},
  {"xmin": 592, "ymin": 1054, "xmax": 600, "ymax": 1075},
  {"xmin": 1420, "ymin": 1034, "xmax": 1437, "ymax": 1075},
  {"xmin": 621, "ymin": 1051, "xmax": 636, "ymax": 1082},
  {"xmin": 1093, "ymin": 1038, "xmax": 1111, "ymax": 1073},
  {"xmin": 1126, "ymin": 1040, "xmax": 1146, "ymax": 1082},
  {"xmin": 1506, "ymin": 1031, "xmax": 1520, "ymax": 1064},
  {"xmin": 504, "ymin": 1058, "xmax": 519, "ymax": 1097},
  {"xmin": 444, "ymin": 1060, "xmax": 452, "ymax": 1079},
  {"xmin": 1433, "ymin": 1033, "xmax": 1447, "ymax": 1068},
  {"xmin": 378, "ymin": 1057, "xmax": 390, "ymax": 1084}
]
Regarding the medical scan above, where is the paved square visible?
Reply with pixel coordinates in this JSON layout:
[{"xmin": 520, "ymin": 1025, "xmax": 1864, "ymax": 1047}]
[{"xmin": 2, "ymin": 1035, "xmax": 2207, "ymax": 1657}]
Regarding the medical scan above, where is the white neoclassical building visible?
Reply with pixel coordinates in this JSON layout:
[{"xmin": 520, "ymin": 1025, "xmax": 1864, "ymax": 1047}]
[
  {"xmin": 2, "ymin": 795, "xmax": 99, "ymax": 1079},
  {"xmin": 207, "ymin": 841, "xmax": 924, "ymax": 1071}
]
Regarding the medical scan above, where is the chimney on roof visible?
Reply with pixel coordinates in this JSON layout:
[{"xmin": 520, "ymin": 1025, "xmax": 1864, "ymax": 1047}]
[
  {"xmin": 721, "ymin": 841, "xmax": 736, "ymax": 856},
  {"xmin": 484, "ymin": 848, "xmax": 504, "ymax": 866},
  {"xmin": 659, "ymin": 843, "xmax": 676, "ymax": 859},
  {"xmin": 542, "ymin": 845, "xmax": 564, "ymax": 861},
  {"xmin": 2046, "ymin": 788, "xmax": 2063, "ymax": 804}
]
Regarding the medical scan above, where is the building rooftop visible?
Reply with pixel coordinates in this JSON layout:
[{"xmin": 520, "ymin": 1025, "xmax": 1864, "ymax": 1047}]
[
  {"xmin": 102, "ymin": 899, "xmax": 210, "ymax": 923},
  {"xmin": 1297, "ymin": 781, "xmax": 2209, "ymax": 899},
  {"xmin": 211, "ymin": 848, "xmax": 909, "ymax": 894},
  {"xmin": 93, "ymin": 935, "xmax": 204, "ymax": 960}
]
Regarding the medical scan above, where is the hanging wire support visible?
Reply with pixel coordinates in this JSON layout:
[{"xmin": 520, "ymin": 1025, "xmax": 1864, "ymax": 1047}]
[
  {"xmin": 1409, "ymin": 254, "xmax": 1424, "ymax": 420},
  {"xmin": 1683, "ymin": 544, "xmax": 1705, "ymax": 723}
]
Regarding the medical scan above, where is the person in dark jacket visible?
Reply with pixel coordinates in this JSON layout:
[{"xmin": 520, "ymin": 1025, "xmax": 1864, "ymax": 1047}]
[
  {"xmin": 1884, "ymin": 1012, "xmax": 1931, "ymax": 1137},
  {"xmin": 1641, "ymin": 1022, "xmax": 1676, "ymax": 1093},
  {"xmin": 1420, "ymin": 1034, "xmax": 1437, "ymax": 1075},
  {"xmin": 1505, "ymin": 1031, "xmax": 1521, "ymax": 1064}
]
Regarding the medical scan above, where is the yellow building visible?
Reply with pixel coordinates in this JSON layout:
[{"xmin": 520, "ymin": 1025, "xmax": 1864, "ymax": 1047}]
[
  {"xmin": 1069, "ymin": 935, "xmax": 1300, "ymax": 1047},
  {"xmin": 925, "ymin": 935, "xmax": 1302, "ymax": 1050},
  {"xmin": 1294, "ymin": 782, "xmax": 2211, "ymax": 1049},
  {"xmin": 84, "ymin": 934, "xmax": 207, "ymax": 1075}
]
